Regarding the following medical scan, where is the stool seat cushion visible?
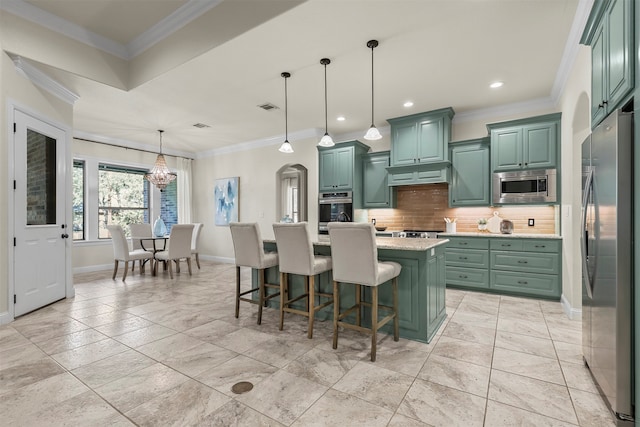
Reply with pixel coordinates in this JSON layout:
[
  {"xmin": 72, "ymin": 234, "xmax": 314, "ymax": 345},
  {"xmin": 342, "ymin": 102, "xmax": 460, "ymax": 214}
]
[
  {"xmin": 377, "ymin": 261, "xmax": 402, "ymax": 286},
  {"xmin": 263, "ymin": 251, "xmax": 279, "ymax": 269}
]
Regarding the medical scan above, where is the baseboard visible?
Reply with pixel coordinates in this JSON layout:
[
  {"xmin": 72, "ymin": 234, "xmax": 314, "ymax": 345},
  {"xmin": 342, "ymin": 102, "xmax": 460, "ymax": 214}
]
[
  {"xmin": 72, "ymin": 263, "xmax": 113, "ymax": 274},
  {"xmin": 0, "ymin": 310, "xmax": 13, "ymax": 325},
  {"xmin": 561, "ymin": 294, "xmax": 582, "ymax": 320},
  {"xmin": 199, "ymin": 255, "xmax": 234, "ymax": 264}
]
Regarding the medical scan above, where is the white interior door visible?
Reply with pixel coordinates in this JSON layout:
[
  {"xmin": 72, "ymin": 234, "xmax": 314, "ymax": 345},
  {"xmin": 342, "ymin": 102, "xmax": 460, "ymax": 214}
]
[{"xmin": 13, "ymin": 110, "xmax": 68, "ymax": 316}]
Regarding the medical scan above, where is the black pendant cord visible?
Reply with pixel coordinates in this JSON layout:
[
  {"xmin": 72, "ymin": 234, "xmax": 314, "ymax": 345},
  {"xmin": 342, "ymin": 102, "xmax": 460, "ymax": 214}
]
[
  {"xmin": 282, "ymin": 72, "xmax": 290, "ymax": 142},
  {"xmin": 324, "ymin": 62, "xmax": 329, "ymax": 133},
  {"xmin": 158, "ymin": 130, "xmax": 164, "ymax": 154},
  {"xmin": 370, "ymin": 45, "xmax": 374, "ymax": 126}
]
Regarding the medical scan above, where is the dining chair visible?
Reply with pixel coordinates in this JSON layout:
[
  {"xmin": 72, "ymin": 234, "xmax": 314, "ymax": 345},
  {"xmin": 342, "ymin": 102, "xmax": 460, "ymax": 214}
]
[
  {"xmin": 229, "ymin": 222, "xmax": 280, "ymax": 325},
  {"xmin": 191, "ymin": 223, "xmax": 204, "ymax": 269},
  {"xmin": 154, "ymin": 224, "xmax": 194, "ymax": 279},
  {"xmin": 106, "ymin": 224, "xmax": 154, "ymax": 281},
  {"xmin": 272, "ymin": 222, "xmax": 333, "ymax": 339},
  {"xmin": 327, "ymin": 222, "xmax": 401, "ymax": 362},
  {"xmin": 129, "ymin": 223, "xmax": 152, "ymax": 273}
]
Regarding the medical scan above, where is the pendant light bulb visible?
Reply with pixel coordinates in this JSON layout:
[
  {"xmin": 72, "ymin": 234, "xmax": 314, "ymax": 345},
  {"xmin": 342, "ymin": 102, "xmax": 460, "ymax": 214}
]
[
  {"xmin": 318, "ymin": 58, "xmax": 335, "ymax": 147},
  {"xmin": 279, "ymin": 72, "xmax": 294, "ymax": 153},
  {"xmin": 364, "ymin": 39, "xmax": 382, "ymax": 141}
]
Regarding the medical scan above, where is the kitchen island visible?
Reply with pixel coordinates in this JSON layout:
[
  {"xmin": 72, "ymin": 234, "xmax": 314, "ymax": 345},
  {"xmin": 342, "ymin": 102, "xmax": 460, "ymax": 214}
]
[{"xmin": 255, "ymin": 236, "xmax": 448, "ymax": 343}]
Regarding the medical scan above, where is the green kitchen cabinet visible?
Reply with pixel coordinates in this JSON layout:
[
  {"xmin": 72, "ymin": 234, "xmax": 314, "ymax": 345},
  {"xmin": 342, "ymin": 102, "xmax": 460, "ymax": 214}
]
[
  {"xmin": 318, "ymin": 140, "xmax": 370, "ymax": 194},
  {"xmin": 581, "ymin": 0, "xmax": 634, "ymax": 127},
  {"xmin": 362, "ymin": 151, "xmax": 396, "ymax": 208},
  {"xmin": 449, "ymin": 138, "xmax": 490, "ymax": 207},
  {"xmin": 387, "ymin": 107, "xmax": 454, "ymax": 167},
  {"xmin": 442, "ymin": 237, "xmax": 490, "ymax": 290},
  {"xmin": 487, "ymin": 113, "xmax": 560, "ymax": 172}
]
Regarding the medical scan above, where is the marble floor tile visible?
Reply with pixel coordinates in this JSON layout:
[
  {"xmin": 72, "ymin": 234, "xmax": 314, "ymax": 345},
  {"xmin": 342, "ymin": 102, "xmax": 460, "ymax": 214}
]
[
  {"xmin": 51, "ymin": 337, "xmax": 130, "ymax": 370},
  {"xmin": 93, "ymin": 316, "xmax": 155, "ymax": 337},
  {"xmin": 140, "ymin": 307, "xmax": 221, "ymax": 331},
  {"xmin": 216, "ymin": 327, "xmax": 275, "ymax": 354},
  {"xmin": 67, "ymin": 304, "xmax": 118, "ymax": 320},
  {"xmin": 492, "ymin": 347, "xmax": 565, "ymax": 385},
  {"xmin": 360, "ymin": 338, "xmax": 431, "ymax": 377},
  {"xmin": 457, "ymin": 300, "xmax": 500, "ymax": 316},
  {"xmin": 182, "ymin": 319, "xmax": 242, "ymax": 343},
  {"xmin": 553, "ymin": 341, "xmax": 585, "ymax": 365},
  {"xmin": 497, "ymin": 316, "xmax": 551, "ymax": 339},
  {"xmin": 136, "ymin": 333, "xmax": 205, "ymax": 360},
  {"xmin": 419, "ymin": 353, "xmax": 491, "ymax": 397},
  {"xmin": 0, "ymin": 326, "xmax": 32, "ymax": 351},
  {"xmin": 397, "ymin": 378, "xmax": 486, "ymax": 427},
  {"xmin": 494, "ymin": 330, "xmax": 556, "ymax": 359},
  {"xmin": 284, "ymin": 346, "xmax": 354, "ymax": 387},
  {"xmin": 0, "ymin": 372, "xmax": 89, "ymax": 424},
  {"xmin": 77, "ymin": 310, "xmax": 138, "ymax": 328},
  {"xmin": 484, "ymin": 400, "xmax": 579, "ymax": 426},
  {"xmin": 0, "ymin": 340, "xmax": 49, "ymax": 370},
  {"xmin": 449, "ymin": 310, "xmax": 498, "ymax": 329},
  {"xmin": 70, "ymin": 349, "xmax": 156, "ymax": 388},
  {"xmin": 488, "ymin": 370, "xmax": 578, "ymax": 424},
  {"xmin": 95, "ymin": 363, "xmax": 189, "ymax": 413},
  {"xmin": 442, "ymin": 319, "xmax": 496, "ymax": 346},
  {"xmin": 35, "ymin": 328, "xmax": 109, "ymax": 355},
  {"xmin": 569, "ymin": 387, "xmax": 617, "ymax": 427},
  {"xmin": 292, "ymin": 389, "xmax": 393, "ymax": 427},
  {"xmin": 125, "ymin": 379, "xmax": 230, "ymax": 426},
  {"xmin": 243, "ymin": 336, "xmax": 316, "ymax": 368},
  {"xmin": 14, "ymin": 317, "xmax": 91, "ymax": 343},
  {"xmin": 0, "ymin": 356, "xmax": 66, "ymax": 394},
  {"xmin": 387, "ymin": 413, "xmax": 434, "ymax": 427},
  {"xmin": 332, "ymin": 361, "xmax": 414, "ymax": 411},
  {"xmin": 195, "ymin": 354, "xmax": 278, "ymax": 397},
  {"xmin": 112, "ymin": 324, "xmax": 177, "ymax": 348},
  {"xmin": 203, "ymin": 400, "xmax": 284, "ymax": 426},
  {"xmin": 548, "ymin": 325, "xmax": 582, "ymax": 345},
  {"xmin": 431, "ymin": 335, "xmax": 494, "ymax": 367},
  {"xmin": 560, "ymin": 360, "xmax": 599, "ymax": 394},
  {"xmin": 162, "ymin": 342, "xmax": 238, "ymax": 377}
]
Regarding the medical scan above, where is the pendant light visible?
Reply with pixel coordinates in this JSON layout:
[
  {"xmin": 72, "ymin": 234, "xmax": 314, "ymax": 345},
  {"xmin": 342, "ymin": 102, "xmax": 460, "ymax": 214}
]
[
  {"xmin": 144, "ymin": 130, "xmax": 177, "ymax": 192},
  {"xmin": 278, "ymin": 72, "xmax": 294, "ymax": 153},
  {"xmin": 318, "ymin": 58, "xmax": 335, "ymax": 147},
  {"xmin": 364, "ymin": 39, "xmax": 382, "ymax": 141}
]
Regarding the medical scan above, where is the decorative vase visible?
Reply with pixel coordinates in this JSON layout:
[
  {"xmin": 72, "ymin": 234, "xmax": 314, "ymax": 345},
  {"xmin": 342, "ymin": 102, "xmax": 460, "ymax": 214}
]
[{"xmin": 153, "ymin": 216, "xmax": 167, "ymax": 237}]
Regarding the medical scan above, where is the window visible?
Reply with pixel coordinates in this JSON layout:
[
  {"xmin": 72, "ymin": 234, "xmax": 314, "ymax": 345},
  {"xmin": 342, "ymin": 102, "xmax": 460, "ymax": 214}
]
[
  {"xmin": 160, "ymin": 179, "xmax": 178, "ymax": 233},
  {"xmin": 98, "ymin": 164, "xmax": 150, "ymax": 239},
  {"xmin": 72, "ymin": 160, "xmax": 85, "ymax": 240}
]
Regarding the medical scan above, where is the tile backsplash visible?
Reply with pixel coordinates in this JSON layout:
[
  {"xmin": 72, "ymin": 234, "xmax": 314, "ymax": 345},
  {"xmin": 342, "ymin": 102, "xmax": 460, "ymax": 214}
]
[{"xmin": 367, "ymin": 183, "xmax": 557, "ymax": 234}]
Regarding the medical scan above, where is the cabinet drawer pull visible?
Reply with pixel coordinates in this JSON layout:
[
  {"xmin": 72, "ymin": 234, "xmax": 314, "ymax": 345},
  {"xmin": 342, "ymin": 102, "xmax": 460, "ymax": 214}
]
[
  {"xmin": 517, "ymin": 280, "xmax": 528, "ymax": 285},
  {"xmin": 501, "ymin": 244, "xmax": 511, "ymax": 247},
  {"xmin": 534, "ymin": 245, "xmax": 546, "ymax": 248},
  {"xmin": 517, "ymin": 260, "xmax": 528, "ymax": 264},
  {"xmin": 459, "ymin": 275, "xmax": 468, "ymax": 279},
  {"xmin": 459, "ymin": 242, "xmax": 468, "ymax": 246},
  {"xmin": 459, "ymin": 256, "xmax": 468, "ymax": 260}
]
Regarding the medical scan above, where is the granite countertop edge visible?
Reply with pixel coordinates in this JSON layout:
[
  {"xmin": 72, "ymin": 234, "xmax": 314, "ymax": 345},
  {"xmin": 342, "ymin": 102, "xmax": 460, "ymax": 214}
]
[
  {"xmin": 437, "ymin": 232, "xmax": 562, "ymax": 239},
  {"xmin": 264, "ymin": 237, "xmax": 449, "ymax": 252}
]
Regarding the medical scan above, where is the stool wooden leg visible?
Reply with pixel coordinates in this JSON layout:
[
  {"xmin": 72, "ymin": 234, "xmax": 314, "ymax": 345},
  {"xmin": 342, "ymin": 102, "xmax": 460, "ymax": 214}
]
[
  {"xmin": 355, "ymin": 284, "xmax": 362, "ymax": 327},
  {"xmin": 307, "ymin": 275, "xmax": 315, "ymax": 339},
  {"xmin": 279, "ymin": 271, "xmax": 286, "ymax": 330},
  {"xmin": 371, "ymin": 286, "xmax": 378, "ymax": 362},
  {"xmin": 333, "ymin": 280, "xmax": 339, "ymax": 349},
  {"xmin": 392, "ymin": 278, "xmax": 399, "ymax": 341},
  {"xmin": 257, "ymin": 269, "xmax": 265, "ymax": 325},
  {"xmin": 235, "ymin": 266, "xmax": 241, "ymax": 318}
]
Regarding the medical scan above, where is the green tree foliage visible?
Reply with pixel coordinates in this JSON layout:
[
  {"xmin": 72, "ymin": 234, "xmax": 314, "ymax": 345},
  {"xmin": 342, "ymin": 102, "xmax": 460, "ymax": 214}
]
[{"xmin": 98, "ymin": 169, "xmax": 149, "ymax": 238}]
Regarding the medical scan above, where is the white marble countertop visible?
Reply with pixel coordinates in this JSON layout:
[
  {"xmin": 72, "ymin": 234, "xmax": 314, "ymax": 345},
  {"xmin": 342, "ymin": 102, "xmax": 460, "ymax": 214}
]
[
  {"xmin": 264, "ymin": 236, "xmax": 449, "ymax": 252},
  {"xmin": 437, "ymin": 232, "xmax": 562, "ymax": 239}
]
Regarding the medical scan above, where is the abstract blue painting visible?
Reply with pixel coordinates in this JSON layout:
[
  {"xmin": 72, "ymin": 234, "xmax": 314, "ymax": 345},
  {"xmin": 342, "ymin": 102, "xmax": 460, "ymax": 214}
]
[{"xmin": 214, "ymin": 177, "xmax": 239, "ymax": 226}]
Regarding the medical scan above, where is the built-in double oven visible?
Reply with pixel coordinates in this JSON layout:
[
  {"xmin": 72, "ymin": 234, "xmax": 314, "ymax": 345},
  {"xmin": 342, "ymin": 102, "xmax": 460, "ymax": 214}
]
[{"xmin": 318, "ymin": 191, "xmax": 353, "ymax": 234}]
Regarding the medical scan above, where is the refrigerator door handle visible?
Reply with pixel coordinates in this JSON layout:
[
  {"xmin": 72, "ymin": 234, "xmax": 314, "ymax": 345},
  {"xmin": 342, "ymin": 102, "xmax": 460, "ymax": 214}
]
[{"xmin": 581, "ymin": 168, "xmax": 594, "ymax": 299}]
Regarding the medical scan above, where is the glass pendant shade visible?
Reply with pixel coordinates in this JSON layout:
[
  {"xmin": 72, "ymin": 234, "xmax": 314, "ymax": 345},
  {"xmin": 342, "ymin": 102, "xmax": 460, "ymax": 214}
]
[
  {"xmin": 318, "ymin": 58, "xmax": 335, "ymax": 147},
  {"xmin": 364, "ymin": 125, "xmax": 382, "ymax": 140},
  {"xmin": 279, "ymin": 140, "xmax": 294, "ymax": 153},
  {"xmin": 144, "ymin": 130, "xmax": 176, "ymax": 192}
]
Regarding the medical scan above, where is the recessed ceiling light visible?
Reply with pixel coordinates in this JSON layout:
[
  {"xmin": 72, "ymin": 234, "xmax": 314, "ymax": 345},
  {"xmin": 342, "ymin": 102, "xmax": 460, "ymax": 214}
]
[
  {"xmin": 336, "ymin": 116, "xmax": 346, "ymax": 121},
  {"xmin": 490, "ymin": 81, "xmax": 504, "ymax": 89},
  {"xmin": 403, "ymin": 101, "xmax": 414, "ymax": 107}
]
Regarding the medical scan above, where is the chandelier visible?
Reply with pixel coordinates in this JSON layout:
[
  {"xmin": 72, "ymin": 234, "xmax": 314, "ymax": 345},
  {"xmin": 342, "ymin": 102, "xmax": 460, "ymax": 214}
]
[{"xmin": 144, "ymin": 130, "xmax": 176, "ymax": 191}]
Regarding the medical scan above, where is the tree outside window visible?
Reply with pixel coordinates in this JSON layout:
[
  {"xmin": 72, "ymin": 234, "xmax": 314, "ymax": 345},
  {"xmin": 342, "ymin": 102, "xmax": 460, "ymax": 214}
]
[{"xmin": 72, "ymin": 160, "xmax": 85, "ymax": 240}]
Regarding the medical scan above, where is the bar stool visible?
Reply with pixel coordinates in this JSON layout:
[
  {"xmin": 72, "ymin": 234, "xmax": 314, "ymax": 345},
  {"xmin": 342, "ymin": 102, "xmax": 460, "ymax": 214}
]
[
  {"xmin": 273, "ymin": 222, "xmax": 333, "ymax": 339},
  {"xmin": 229, "ymin": 223, "xmax": 280, "ymax": 325},
  {"xmin": 327, "ymin": 222, "xmax": 400, "ymax": 362}
]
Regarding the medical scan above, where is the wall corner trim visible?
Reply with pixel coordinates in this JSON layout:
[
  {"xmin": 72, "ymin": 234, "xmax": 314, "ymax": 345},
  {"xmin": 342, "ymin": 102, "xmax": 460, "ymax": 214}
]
[
  {"xmin": 12, "ymin": 56, "xmax": 79, "ymax": 105},
  {"xmin": 561, "ymin": 294, "xmax": 582, "ymax": 320}
]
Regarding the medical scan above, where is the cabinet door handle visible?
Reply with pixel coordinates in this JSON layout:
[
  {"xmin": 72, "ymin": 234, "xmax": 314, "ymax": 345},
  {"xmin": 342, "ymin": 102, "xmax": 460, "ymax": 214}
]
[
  {"xmin": 519, "ymin": 163, "xmax": 522, "ymax": 166},
  {"xmin": 517, "ymin": 280, "xmax": 528, "ymax": 285},
  {"xmin": 524, "ymin": 162, "xmax": 528, "ymax": 166},
  {"xmin": 517, "ymin": 260, "xmax": 528, "ymax": 264}
]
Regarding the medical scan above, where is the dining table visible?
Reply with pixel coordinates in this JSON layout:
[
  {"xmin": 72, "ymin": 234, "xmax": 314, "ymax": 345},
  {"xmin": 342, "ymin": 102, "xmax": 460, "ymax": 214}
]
[{"xmin": 137, "ymin": 236, "xmax": 169, "ymax": 276}]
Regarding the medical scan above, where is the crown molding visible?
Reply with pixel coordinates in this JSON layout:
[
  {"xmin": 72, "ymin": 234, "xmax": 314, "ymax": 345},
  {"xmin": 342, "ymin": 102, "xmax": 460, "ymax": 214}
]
[
  {"xmin": 1, "ymin": 0, "xmax": 128, "ymax": 59},
  {"xmin": 453, "ymin": 97, "xmax": 556, "ymax": 124},
  {"xmin": 128, "ymin": 0, "xmax": 224, "ymax": 58},
  {"xmin": 73, "ymin": 130, "xmax": 195, "ymax": 159},
  {"xmin": 1, "ymin": 0, "xmax": 220, "ymax": 60},
  {"xmin": 12, "ymin": 56, "xmax": 79, "ymax": 105}
]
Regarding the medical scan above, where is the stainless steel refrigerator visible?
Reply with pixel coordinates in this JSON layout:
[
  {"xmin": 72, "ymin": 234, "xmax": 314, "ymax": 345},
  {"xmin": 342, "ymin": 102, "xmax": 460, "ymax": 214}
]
[{"xmin": 581, "ymin": 109, "xmax": 634, "ymax": 425}]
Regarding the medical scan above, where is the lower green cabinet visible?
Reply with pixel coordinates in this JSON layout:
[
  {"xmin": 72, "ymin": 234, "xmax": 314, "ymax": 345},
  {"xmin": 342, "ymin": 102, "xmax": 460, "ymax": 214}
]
[{"xmin": 442, "ymin": 236, "xmax": 561, "ymax": 299}]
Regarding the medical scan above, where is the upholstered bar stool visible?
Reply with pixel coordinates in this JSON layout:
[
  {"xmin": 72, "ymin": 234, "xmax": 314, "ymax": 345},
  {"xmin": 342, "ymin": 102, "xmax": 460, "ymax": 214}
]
[
  {"xmin": 273, "ymin": 222, "xmax": 333, "ymax": 339},
  {"xmin": 327, "ymin": 222, "xmax": 400, "ymax": 362},
  {"xmin": 229, "ymin": 223, "xmax": 280, "ymax": 325}
]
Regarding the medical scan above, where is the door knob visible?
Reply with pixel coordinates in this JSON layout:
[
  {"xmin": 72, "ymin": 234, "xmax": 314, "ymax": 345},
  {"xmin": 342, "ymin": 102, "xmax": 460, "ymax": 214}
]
[{"xmin": 61, "ymin": 233, "xmax": 69, "ymax": 239}]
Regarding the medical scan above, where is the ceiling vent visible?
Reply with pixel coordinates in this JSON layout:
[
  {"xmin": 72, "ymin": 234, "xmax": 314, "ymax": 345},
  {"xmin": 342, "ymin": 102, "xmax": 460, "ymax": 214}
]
[
  {"xmin": 258, "ymin": 103, "xmax": 279, "ymax": 111},
  {"xmin": 193, "ymin": 123, "xmax": 210, "ymax": 128}
]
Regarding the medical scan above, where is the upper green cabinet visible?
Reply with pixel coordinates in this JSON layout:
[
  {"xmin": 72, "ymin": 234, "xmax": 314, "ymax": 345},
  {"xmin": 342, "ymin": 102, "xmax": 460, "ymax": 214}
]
[
  {"xmin": 318, "ymin": 140, "xmax": 370, "ymax": 197},
  {"xmin": 487, "ymin": 113, "xmax": 561, "ymax": 172},
  {"xmin": 449, "ymin": 138, "xmax": 490, "ymax": 207},
  {"xmin": 362, "ymin": 151, "xmax": 396, "ymax": 208},
  {"xmin": 581, "ymin": 0, "xmax": 634, "ymax": 127},
  {"xmin": 387, "ymin": 108, "xmax": 454, "ymax": 167}
]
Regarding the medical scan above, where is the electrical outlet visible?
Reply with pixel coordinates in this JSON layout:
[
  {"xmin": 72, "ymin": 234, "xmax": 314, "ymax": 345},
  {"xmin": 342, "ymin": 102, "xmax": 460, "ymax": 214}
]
[{"xmin": 528, "ymin": 218, "xmax": 535, "ymax": 226}]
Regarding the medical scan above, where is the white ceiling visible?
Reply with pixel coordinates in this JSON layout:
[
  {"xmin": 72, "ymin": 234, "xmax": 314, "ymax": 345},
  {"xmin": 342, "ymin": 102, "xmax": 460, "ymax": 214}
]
[{"xmin": 6, "ymin": 0, "xmax": 586, "ymax": 157}]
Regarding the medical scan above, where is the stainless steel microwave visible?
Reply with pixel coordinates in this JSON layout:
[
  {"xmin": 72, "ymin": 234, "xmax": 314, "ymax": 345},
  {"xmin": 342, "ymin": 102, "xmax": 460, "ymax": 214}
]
[{"xmin": 492, "ymin": 169, "xmax": 556, "ymax": 204}]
